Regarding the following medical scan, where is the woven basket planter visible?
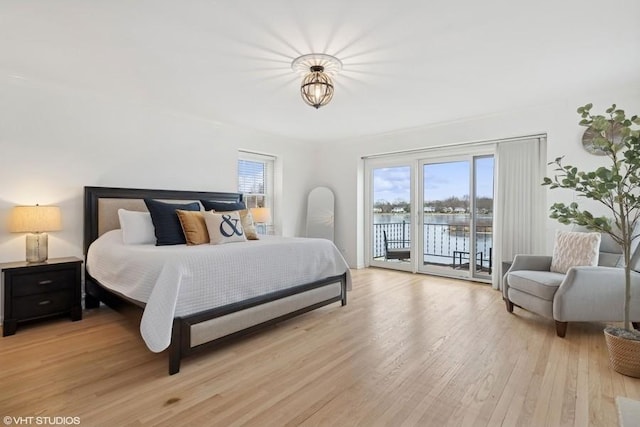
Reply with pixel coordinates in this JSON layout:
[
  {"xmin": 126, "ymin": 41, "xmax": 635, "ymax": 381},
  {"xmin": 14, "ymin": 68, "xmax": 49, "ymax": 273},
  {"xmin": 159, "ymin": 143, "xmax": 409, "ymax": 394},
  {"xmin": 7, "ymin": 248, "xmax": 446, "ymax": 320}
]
[{"xmin": 604, "ymin": 327, "xmax": 640, "ymax": 378}]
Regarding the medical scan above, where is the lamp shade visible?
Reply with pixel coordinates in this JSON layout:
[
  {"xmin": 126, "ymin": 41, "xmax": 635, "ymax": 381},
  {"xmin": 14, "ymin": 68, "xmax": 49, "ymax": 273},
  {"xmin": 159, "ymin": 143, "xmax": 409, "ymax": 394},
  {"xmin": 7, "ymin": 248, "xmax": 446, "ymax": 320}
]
[
  {"xmin": 250, "ymin": 207, "xmax": 271, "ymax": 224},
  {"xmin": 9, "ymin": 205, "xmax": 62, "ymax": 233}
]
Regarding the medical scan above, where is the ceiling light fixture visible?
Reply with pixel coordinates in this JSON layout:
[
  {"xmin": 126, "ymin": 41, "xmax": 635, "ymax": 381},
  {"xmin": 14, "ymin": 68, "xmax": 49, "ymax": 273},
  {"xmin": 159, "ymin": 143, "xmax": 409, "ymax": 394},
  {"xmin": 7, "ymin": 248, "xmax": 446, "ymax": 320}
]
[{"xmin": 291, "ymin": 54, "xmax": 342, "ymax": 109}]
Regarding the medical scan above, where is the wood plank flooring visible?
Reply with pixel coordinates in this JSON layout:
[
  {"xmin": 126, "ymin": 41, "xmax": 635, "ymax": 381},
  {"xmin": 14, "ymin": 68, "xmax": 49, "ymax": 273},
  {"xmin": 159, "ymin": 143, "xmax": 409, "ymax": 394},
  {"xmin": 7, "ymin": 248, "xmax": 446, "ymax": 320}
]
[{"xmin": 1, "ymin": 268, "xmax": 639, "ymax": 426}]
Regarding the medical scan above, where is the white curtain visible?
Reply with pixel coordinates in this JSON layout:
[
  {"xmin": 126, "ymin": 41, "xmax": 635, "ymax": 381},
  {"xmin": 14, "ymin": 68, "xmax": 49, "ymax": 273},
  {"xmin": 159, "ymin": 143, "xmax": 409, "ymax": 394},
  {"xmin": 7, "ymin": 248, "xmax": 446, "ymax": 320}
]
[{"xmin": 492, "ymin": 137, "xmax": 547, "ymax": 289}]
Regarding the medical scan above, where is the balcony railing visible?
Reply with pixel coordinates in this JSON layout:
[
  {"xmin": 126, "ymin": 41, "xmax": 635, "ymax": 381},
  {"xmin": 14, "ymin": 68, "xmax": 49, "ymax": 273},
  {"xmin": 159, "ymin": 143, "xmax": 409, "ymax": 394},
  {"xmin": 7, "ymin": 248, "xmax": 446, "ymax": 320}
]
[{"xmin": 373, "ymin": 221, "xmax": 492, "ymax": 272}]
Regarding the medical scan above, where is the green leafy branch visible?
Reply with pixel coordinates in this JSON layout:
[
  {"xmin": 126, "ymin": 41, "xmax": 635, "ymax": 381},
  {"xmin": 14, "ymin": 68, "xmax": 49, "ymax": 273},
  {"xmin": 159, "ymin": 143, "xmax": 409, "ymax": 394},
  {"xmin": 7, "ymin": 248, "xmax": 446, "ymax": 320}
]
[{"xmin": 542, "ymin": 104, "xmax": 640, "ymax": 248}]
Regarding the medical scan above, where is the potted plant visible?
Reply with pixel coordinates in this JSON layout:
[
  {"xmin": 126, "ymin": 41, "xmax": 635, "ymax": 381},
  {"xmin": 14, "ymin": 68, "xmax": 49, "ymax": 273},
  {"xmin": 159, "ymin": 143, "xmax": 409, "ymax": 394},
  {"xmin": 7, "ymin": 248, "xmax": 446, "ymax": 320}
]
[{"xmin": 543, "ymin": 103, "xmax": 640, "ymax": 377}]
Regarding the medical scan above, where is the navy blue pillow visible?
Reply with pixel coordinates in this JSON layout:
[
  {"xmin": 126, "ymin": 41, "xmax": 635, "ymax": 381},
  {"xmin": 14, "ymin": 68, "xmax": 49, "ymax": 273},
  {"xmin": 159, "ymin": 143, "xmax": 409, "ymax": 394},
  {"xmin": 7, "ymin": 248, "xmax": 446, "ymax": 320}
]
[
  {"xmin": 144, "ymin": 199, "xmax": 200, "ymax": 246},
  {"xmin": 200, "ymin": 200, "xmax": 246, "ymax": 212}
]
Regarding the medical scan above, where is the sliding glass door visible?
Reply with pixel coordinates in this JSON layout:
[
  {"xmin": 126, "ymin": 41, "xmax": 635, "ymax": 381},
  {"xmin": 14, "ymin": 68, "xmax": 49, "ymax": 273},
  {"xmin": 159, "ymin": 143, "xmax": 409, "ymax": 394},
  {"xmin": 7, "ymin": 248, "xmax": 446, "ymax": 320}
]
[
  {"xmin": 420, "ymin": 160, "xmax": 471, "ymax": 278},
  {"xmin": 368, "ymin": 164, "xmax": 413, "ymax": 272},
  {"xmin": 418, "ymin": 156, "xmax": 494, "ymax": 280},
  {"xmin": 473, "ymin": 156, "xmax": 494, "ymax": 280},
  {"xmin": 365, "ymin": 150, "xmax": 494, "ymax": 281},
  {"xmin": 364, "ymin": 137, "xmax": 548, "ymax": 285}
]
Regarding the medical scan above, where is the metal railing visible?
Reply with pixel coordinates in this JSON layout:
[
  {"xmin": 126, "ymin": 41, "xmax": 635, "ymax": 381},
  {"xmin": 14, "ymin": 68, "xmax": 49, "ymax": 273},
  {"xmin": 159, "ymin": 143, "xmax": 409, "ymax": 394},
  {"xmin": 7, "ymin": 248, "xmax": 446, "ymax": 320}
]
[{"xmin": 373, "ymin": 221, "xmax": 493, "ymax": 272}]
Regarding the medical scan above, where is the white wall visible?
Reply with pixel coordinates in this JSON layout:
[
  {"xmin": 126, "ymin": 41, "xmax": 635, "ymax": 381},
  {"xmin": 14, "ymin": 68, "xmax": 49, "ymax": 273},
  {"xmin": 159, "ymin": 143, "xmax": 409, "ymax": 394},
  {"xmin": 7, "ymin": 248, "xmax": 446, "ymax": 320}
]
[
  {"xmin": 3, "ymin": 74, "xmax": 639, "ymax": 274},
  {"xmin": 313, "ymin": 85, "xmax": 640, "ymax": 268},
  {"xmin": 0, "ymin": 77, "xmax": 314, "ymax": 264}
]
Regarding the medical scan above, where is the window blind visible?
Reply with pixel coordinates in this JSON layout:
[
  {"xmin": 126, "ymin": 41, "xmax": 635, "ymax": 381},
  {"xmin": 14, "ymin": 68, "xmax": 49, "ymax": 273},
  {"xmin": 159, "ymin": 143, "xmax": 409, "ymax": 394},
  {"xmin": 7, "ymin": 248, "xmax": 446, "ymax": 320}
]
[{"xmin": 238, "ymin": 159, "xmax": 266, "ymax": 195}]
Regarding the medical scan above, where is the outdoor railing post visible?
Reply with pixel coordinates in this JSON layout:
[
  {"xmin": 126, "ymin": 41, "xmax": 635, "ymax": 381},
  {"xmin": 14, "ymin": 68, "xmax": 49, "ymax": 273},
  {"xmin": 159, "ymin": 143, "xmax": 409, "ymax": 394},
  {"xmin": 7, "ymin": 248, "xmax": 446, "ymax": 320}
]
[{"xmin": 402, "ymin": 220, "xmax": 406, "ymax": 244}]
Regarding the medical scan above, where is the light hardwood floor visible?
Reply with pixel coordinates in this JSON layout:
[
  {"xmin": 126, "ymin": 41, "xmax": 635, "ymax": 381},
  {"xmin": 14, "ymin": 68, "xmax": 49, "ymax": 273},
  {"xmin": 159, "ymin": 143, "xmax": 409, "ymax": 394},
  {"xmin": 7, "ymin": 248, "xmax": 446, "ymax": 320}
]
[{"xmin": 1, "ymin": 268, "xmax": 639, "ymax": 426}]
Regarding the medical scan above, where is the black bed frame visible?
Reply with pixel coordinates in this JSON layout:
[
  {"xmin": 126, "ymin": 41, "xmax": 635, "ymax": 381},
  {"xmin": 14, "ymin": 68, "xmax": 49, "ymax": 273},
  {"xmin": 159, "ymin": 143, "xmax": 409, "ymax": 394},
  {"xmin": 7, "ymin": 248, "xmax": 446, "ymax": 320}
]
[{"xmin": 83, "ymin": 186, "xmax": 347, "ymax": 374}]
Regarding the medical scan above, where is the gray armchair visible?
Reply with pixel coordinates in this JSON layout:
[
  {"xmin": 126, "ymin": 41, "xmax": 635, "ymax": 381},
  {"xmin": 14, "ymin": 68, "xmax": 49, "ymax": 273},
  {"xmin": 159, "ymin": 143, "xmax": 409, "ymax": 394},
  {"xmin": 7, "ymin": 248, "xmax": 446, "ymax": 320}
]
[{"xmin": 503, "ymin": 233, "xmax": 640, "ymax": 337}]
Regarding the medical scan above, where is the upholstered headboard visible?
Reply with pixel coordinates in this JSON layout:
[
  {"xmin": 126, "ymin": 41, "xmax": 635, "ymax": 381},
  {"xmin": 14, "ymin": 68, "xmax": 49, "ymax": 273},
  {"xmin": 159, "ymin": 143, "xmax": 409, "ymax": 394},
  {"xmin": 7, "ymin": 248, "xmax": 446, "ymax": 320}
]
[{"xmin": 83, "ymin": 186, "xmax": 243, "ymax": 254}]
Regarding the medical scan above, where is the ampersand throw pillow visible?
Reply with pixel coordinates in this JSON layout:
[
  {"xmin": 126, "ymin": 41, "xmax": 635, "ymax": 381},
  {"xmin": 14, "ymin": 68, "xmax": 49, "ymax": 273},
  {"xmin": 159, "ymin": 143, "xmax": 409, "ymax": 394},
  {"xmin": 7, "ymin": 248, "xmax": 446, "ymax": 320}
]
[{"xmin": 204, "ymin": 211, "xmax": 247, "ymax": 245}]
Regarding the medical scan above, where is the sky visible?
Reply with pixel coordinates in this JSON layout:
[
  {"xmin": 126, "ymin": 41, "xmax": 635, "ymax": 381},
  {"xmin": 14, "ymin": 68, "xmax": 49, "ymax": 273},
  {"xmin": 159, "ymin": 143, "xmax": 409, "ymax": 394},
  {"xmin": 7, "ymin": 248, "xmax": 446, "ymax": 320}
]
[{"xmin": 373, "ymin": 157, "xmax": 494, "ymax": 204}]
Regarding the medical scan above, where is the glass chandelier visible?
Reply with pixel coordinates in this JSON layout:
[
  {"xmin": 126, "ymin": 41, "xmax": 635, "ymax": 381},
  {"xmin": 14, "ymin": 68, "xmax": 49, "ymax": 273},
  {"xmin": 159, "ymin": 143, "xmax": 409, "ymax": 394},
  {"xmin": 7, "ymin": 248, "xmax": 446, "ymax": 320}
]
[
  {"xmin": 292, "ymin": 54, "xmax": 342, "ymax": 109},
  {"xmin": 300, "ymin": 65, "xmax": 334, "ymax": 109}
]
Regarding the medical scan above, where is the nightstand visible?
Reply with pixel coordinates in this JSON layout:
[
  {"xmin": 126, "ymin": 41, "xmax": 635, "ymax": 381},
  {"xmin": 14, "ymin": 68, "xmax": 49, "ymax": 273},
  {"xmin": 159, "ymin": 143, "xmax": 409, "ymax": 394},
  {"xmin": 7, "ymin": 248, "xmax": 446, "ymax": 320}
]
[{"xmin": 1, "ymin": 257, "xmax": 82, "ymax": 336}]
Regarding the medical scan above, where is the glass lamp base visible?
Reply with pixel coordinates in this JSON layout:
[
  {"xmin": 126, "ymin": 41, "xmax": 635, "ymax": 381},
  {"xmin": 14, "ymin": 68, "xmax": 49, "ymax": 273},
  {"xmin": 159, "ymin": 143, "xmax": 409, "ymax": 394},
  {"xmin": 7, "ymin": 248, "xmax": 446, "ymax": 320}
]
[{"xmin": 26, "ymin": 233, "xmax": 48, "ymax": 263}]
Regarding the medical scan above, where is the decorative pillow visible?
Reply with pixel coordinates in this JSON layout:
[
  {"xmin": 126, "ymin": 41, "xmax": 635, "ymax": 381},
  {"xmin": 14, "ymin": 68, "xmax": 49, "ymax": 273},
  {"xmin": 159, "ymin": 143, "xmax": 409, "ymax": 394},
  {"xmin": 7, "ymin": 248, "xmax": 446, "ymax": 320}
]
[
  {"xmin": 144, "ymin": 199, "xmax": 200, "ymax": 246},
  {"xmin": 176, "ymin": 210, "xmax": 209, "ymax": 245},
  {"xmin": 550, "ymin": 230, "xmax": 601, "ymax": 273},
  {"xmin": 204, "ymin": 211, "xmax": 247, "ymax": 245},
  {"xmin": 200, "ymin": 200, "xmax": 246, "ymax": 212},
  {"xmin": 239, "ymin": 209, "xmax": 259, "ymax": 240},
  {"xmin": 117, "ymin": 209, "xmax": 156, "ymax": 245}
]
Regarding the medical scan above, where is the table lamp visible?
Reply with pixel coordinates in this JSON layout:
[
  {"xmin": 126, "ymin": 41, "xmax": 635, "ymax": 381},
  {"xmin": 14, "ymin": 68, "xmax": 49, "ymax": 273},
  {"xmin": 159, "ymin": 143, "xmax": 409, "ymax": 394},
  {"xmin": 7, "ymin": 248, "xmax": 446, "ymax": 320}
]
[
  {"xmin": 250, "ymin": 207, "xmax": 271, "ymax": 234},
  {"xmin": 9, "ymin": 205, "xmax": 62, "ymax": 263}
]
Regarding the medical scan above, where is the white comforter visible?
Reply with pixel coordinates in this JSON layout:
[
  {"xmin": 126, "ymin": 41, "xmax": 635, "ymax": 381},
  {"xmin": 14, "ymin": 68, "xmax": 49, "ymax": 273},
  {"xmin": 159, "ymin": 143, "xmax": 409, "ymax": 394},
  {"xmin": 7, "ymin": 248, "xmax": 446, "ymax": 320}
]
[{"xmin": 87, "ymin": 230, "xmax": 350, "ymax": 352}]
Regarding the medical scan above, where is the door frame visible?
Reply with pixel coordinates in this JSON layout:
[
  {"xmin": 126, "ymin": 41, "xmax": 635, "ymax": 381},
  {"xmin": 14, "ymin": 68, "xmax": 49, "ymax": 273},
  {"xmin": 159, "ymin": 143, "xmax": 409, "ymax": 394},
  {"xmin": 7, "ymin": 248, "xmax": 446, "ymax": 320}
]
[
  {"xmin": 418, "ymin": 155, "xmax": 473, "ymax": 279},
  {"xmin": 417, "ymin": 153, "xmax": 494, "ymax": 282},
  {"xmin": 364, "ymin": 157, "xmax": 416, "ymax": 273},
  {"xmin": 364, "ymin": 145, "xmax": 495, "ymax": 282}
]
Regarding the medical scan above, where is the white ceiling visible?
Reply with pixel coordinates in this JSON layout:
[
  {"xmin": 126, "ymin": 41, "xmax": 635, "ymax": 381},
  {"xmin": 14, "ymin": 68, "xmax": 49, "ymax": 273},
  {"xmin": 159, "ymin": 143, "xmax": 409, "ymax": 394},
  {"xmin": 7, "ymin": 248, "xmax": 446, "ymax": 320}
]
[{"xmin": 2, "ymin": 0, "xmax": 639, "ymax": 142}]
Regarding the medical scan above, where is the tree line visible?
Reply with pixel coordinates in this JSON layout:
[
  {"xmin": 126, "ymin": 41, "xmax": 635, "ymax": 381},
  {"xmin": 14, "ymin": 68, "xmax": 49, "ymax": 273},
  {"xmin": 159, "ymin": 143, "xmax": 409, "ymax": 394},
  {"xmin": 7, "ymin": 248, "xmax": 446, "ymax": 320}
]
[{"xmin": 374, "ymin": 196, "xmax": 493, "ymax": 213}]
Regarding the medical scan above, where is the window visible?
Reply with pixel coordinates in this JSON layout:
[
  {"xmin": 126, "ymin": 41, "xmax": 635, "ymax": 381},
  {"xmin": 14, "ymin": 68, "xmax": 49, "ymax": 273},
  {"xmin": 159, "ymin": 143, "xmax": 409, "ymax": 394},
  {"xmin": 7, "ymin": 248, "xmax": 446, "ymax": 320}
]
[{"xmin": 238, "ymin": 150, "xmax": 275, "ymax": 215}]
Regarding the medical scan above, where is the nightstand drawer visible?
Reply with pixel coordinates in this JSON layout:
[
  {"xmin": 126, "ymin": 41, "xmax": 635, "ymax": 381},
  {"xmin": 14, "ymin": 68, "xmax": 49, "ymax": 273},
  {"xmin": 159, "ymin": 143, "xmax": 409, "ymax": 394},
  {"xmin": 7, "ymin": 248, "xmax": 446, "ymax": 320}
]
[
  {"xmin": 13, "ymin": 291, "xmax": 73, "ymax": 319},
  {"xmin": 12, "ymin": 270, "xmax": 76, "ymax": 297}
]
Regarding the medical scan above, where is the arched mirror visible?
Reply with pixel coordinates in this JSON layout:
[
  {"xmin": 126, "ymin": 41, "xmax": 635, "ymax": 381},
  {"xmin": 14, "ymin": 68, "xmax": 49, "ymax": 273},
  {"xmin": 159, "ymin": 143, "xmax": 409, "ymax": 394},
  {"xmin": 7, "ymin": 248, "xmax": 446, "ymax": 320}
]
[{"xmin": 306, "ymin": 187, "xmax": 335, "ymax": 241}]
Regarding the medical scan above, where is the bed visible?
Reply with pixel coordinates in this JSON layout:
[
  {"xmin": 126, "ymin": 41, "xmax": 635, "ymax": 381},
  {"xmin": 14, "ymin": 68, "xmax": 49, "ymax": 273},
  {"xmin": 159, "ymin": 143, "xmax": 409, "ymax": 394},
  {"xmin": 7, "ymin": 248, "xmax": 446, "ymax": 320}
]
[{"xmin": 83, "ymin": 186, "xmax": 349, "ymax": 375}]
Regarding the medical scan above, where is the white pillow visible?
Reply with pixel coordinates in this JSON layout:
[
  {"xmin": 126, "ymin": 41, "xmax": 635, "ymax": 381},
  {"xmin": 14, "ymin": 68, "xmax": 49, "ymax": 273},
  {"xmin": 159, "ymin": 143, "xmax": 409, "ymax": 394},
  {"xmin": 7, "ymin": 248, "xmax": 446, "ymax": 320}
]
[
  {"xmin": 550, "ymin": 230, "xmax": 601, "ymax": 273},
  {"xmin": 117, "ymin": 209, "xmax": 156, "ymax": 245},
  {"xmin": 204, "ymin": 211, "xmax": 247, "ymax": 245}
]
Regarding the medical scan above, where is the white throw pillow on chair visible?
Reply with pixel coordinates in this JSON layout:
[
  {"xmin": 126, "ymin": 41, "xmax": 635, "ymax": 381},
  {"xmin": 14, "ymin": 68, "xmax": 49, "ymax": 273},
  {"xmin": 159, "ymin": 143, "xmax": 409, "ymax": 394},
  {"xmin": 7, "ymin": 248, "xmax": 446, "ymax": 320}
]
[{"xmin": 550, "ymin": 230, "xmax": 601, "ymax": 273}]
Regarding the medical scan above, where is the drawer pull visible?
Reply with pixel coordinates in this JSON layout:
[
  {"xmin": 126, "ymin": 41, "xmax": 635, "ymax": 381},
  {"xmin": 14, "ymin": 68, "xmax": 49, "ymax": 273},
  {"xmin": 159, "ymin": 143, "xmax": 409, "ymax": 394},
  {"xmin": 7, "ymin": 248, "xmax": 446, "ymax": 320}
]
[
  {"xmin": 38, "ymin": 280, "xmax": 53, "ymax": 285},
  {"xmin": 38, "ymin": 300, "xmax": 52, "ymax": 305}
]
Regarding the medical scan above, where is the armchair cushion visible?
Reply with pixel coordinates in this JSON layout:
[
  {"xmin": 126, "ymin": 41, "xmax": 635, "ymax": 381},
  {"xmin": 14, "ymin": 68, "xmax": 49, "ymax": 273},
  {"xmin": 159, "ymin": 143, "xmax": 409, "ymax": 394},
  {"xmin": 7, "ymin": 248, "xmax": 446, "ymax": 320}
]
[
  {"xmin": 507, "ymin": 270, "xmax": 565, "ymax": 300},
  {"xmin": 550, "ymin": 230, "xmax": 600, "ymax": 273}
]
